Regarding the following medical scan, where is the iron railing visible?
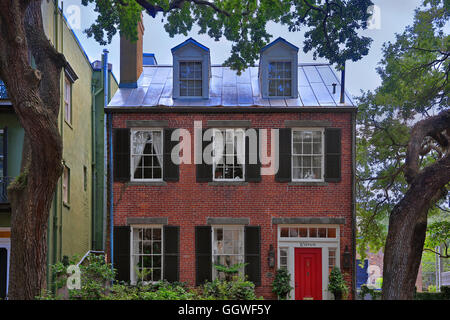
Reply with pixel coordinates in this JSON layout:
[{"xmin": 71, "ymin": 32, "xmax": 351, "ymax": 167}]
[{"xmin": 0, "ymin": 177, "xmax": 11, "ymax": 203}]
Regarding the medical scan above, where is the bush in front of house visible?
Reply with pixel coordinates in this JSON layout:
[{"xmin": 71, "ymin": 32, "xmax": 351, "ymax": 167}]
[
  {"xmin": 38, "ymin": 256, "xmax": 262, "ymax": 300},
  {"xmin": 272, "ymin": 268, "xmax": 293, "ymax": 300},
  {"xmin": 201, "ymin": 276, "xmax": 261, "ymax": 300},
  {"xmin": 414, "ymin": 285, "xmax": 450, "ymax": 300}
]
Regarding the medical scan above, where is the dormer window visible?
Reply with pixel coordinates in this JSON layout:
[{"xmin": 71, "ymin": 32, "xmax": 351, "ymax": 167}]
[
  {"xmin": 259, "ymin": 37, "xmax": 299, "ymax": 99},
  {"xmin": 179, "ymin": 61, "xmax": 202, "ymax": 97},
  {"xmin": 268, "ymin": 61, "xmax": 292, "ymax": 97},
  {"xmin": 171, "ymin": 38, "xmax": 211, "ymax": 99}
]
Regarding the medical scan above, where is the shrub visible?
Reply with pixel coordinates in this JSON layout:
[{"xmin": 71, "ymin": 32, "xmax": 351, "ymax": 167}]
[
  {"xmin": 272, "ymin": 269, "xmax": 293, "ymax": 300},
  {"xmin": 328, "ymin": 267, "xmax": 349, "ymax": 300},
  {"xmin": 201, "ymin": 276, "xmax": 261, "ymax": 300}
]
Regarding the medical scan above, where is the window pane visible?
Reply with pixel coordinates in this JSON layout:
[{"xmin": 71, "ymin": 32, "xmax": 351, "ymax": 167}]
[
  {"xmin": 280, "ymin": 228, "xmax": 289, "ymax": 237},
  {"xmin": 292, "ymin": 168, "xmax": 301, "ymax": 180},
  {"xmin": 318, "ymin": 228, "xmax": 327, "ymax": 238},
  {"xmin": 327, "ymin": 228, "xmax": 336, "ymax": 238},
  {"xmin": 299, "ymin": 228, "xmax": 308, "ymax": 237},
  {"xmin": 289, "ymin": 228, "xmax": 299, "ymax": 237},
  {"xmin": 309, "ymin": 228, "xmax": 317, "ymax": 238}
]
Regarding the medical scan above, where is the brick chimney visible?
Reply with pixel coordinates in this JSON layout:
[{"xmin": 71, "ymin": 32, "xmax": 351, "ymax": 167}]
[{"xmin": 119, "ymin": 15, "xmax": 144, "ymax": 88}]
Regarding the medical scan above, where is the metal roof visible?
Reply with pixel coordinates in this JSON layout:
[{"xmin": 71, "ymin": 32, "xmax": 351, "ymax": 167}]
[
  {"xmin": 107, "ymin": 63, "xmax": 355, "ymax": 110},
  {"xmin": 171, "ymin": 38, "xmax": 210, "ymax": 53},
  {"xmin": 260, "ymin": 37, "xmax": 299, "ymax": 52}
]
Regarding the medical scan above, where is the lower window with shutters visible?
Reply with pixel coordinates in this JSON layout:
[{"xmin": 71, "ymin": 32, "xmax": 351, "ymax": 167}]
[
  {"xmin": 130, "ymin": 226, "xmax": 163, "ymax": 284},
  {"xmin": 212, "ymin": 226, "xmax": 245, "ymax": 280}
]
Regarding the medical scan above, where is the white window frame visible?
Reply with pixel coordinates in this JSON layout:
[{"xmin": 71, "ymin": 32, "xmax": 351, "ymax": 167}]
[
  {"xmin": 0, "ymin": 230, "xmax": 10, "ymax": 298},
  {"xmin": 291, "ymin": 128, "xmax": 325, "ymax": 182},
  {"xmin": 62, "ymin": 165, "xmax": 70, "ymax": 205},
  {"xmin": 211, "ymin": 225, "xmax": 245, "ymax": 280},
  {"xmin": 268, "ymin": 60, "xmax": 292, "ymax": 97},
  {"xmin": 0, "ymin": 129, "xmax": 4, "ymax": 177},
  {"xmin": 64, "ymin": 77, "xmax": 72, "ymax": 125},
  {"xmin": 130, "ymin": 225, "xmax": 164, "ymax": 285},
  {"xmin": 130, "ymin": 128, "xmax": 164, "ymax": 182},
  {"xmin": 212, "ymin": 128, "xmax": 246, "ymax": 182},
  {"xmin": 179, "ymin": 60, "xmax": 203, "ymax": 98}
]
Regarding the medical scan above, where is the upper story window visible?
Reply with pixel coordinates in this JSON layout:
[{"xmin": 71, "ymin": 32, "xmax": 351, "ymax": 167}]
[
  {"xmin": 292, "ymin": 129, "xmax": 324, "ymax": 181},
  {"xmin": 179, "ymin": 61, "xmax": 202, "ymax": 97},
  {"xmin": 268, "ymin": 61, "xmax": 292, "ymax": 97},
  {"xmin": 212, "ymin": 128, "xmax": 245, "ymax": 181},
  {"xmin": 131, "ymin": 129, "xmax": 163, "ymax": 181},
  {"xmin": 259, "ymin": 37, "xmax": 299, "ymax": 99},
  {"xmin": 171, "ymin": 38, "xmax": 210, "ymax": 99},
  {"xmin": 64, "ymin": 77, "xmax": 72, "ymax": 125}
]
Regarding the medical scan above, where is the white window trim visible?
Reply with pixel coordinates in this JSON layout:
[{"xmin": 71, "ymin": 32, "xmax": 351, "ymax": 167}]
[
  {"xmin": 130, "ymin": 128, "xmax": 164, "ymax": 182},
  {"xmin": 211, "ymin": 225, "xmax": 245, "ymax": 281},
  {"xmin": 268, "ymin": 60, "xmax": 293, "ymax": 98},
  {"xmin": 129, "ymin": 224, "xmax": 164, "ymax": 285},
  {"xmin": 291, "ymin": 128, "xmax": 325, "ymax": 182},
  {"xmin": 212, "ymin": 128, "xmax": 246, "ymax": 182},
  {"xmin": 64, "ymin": 77, "xmax": 72, "ymax": 125},
  {"xmin": 178, "ymin": 60, "xmax": 203, "ymax": 99}
]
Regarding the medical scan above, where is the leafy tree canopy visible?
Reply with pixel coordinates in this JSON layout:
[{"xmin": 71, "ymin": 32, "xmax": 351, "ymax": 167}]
[
  {"xmin": 81, "ymin": 0, "xmax": 374, "ymax": 71},
  {"xmin": 356, "ymin": 0, "xmax": 449, "ymax": 261}
]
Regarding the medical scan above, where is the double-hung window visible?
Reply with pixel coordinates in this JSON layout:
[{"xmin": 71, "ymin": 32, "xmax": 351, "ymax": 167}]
[
  {"xmin": 131, "ymin": 226, "xmax": 163, "ymax": 283},
  {"xmin": 292, "ymin": 129, "xmax": 324, "ymax": 181},
  {"xmin": 179, "ymin": 61, "xmax": 202, "ymax": 97},
  {"xmin": 64, "ymin": 77, "xmax": 72, "ymax": 125},
  {"xmin": 212, "ymin": 129, "xmax": 245, "ymax": 181},
  {"xmin": 268, "ymin": 61, "xmax": 292, "ymax": 97},
  {"xmin": 131, "ymin": 129, "xmax": 163, "ymax": 181},
  {"xmin": 212, "ymin": 226, "xmax": 245, "ymax": 280}
]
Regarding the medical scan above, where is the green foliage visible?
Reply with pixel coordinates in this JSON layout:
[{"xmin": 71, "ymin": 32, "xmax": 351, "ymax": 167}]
[
  {"xmin": 414, "ymin": 286, "xmax": 450, "ymax": 300},
  {"xmin": 424, "ymin": 220, "xmax": 450, "ymax": 253},
  {"xmin": 356, "ymin": 0, "xmax": 449, "ymax": 261},
  {"xmin": 82, "ymin": 0, "xmax": 373, "ymax": 72},
  {"xmin": 358, "ymin": 284, "xmax": 381, "ymax": 300},
  {"xmin": 272, "ymin": 268, "xmax": 293, "ymax": 300},
  {"xmin": 213, "ymin": 262, "xmax": 247, "ymax": 281},
  {"xmin": 105, "ymin": 281, "xmax": 199, "ymax": 300},
  {"xmin": 201, "ymin": 276, "xmax": 261, "ymax": 300},
  {"xmin": 328, "ymin": 267, "xmax": 349, "ymax": 299}
]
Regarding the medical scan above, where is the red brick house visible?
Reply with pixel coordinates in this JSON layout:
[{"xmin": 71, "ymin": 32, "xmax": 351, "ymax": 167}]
[{"xmin": 106, "ymin": 23, "xmax": 357, "ymax": 300}]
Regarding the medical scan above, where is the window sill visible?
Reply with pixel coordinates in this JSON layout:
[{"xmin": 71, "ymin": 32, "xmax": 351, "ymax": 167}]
[
  {"xmin": 127, "ymin": 181, "xmax": 167, "ymax": 186},
  {"xmin": 288, "ymin": 181, "xmax": 328, "ymax": 186},
  {"xmin": 64, "ymin": 119, "xmax": 73, "ymax": 130},
  {"xmin": 208, "ymin": 181, "xmax": 248, "ymax": 186}
]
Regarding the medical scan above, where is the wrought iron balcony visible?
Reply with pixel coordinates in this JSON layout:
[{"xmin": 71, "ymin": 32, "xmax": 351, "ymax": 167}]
[
  {"xmin": 0, "ymin": 79, "xmax": 8, "ymax": 99},
  {"xmin": 0, "ymin": 177, "xmax": 11, "ymax": 203}
]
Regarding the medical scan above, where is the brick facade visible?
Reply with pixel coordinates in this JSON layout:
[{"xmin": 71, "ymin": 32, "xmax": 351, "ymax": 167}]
[{"xmin": 108, "ymin": 110, "xmax": 355, "ymax": 299}]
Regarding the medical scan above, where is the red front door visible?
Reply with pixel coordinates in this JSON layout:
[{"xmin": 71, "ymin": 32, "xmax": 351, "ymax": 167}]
[{"xmin": 295, "ymin": 248, "xmax": 322, "ymax": 300}]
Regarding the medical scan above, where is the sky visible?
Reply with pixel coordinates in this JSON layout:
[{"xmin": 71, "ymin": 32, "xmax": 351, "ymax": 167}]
[{"xmin": 60, "ymin": 0, "xmax": 424, "ymax": 99}]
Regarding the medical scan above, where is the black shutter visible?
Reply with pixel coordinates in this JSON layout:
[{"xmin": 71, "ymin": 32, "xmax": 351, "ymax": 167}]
[
  {"xmin": 113, "ymin": 128, "xmax": 130, "ymax": 182},
  {"xmin": 163, "ymin": 225, "xmax": 180, "ymax": 282},
  {"xmin": 245, "ymin": 129, "xmax": 261, "ymax": 182},
  {"xmin": 196, "ymin": 129, "xmax": 213, "ymax": 182},
  {"xmin": 0, "ymin": 248, "xmax": 6, "ymax": 299},
  {"xmin": 245, "ymin": 226, "xmax": 261, "ymax": 286},
  {"xmin": 113, "ymin": 226, "xmax": 130, "ymax": 283},
  {"xmin": 275, "ymin": 128, "xmax": 291, "ymax": 182},
  {"xmin": 195, "ymin": 226, "xmax": 212, "ymax": 285},
  {"xmin": 163, "ymin": 129, "xmax": 180, "ymax": 182},
  {"xmin": 324, "ymin": 128, "xmax": 341, "ymax": 182}
]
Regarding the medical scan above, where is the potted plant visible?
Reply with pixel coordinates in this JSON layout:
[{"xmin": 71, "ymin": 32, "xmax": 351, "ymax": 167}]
[
  {"xmin": 328, "ymin": 267, "xmax": 349, "ymax": 300},
  {"xmin": 272, "ymin": 268, "xmax": 293, "ymax": 300}
]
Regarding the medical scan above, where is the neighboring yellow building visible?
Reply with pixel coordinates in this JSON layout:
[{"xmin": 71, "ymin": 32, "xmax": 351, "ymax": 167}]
[{"xmin": 0, "ymin": 1, "xmax": 118, "ymax": 297}]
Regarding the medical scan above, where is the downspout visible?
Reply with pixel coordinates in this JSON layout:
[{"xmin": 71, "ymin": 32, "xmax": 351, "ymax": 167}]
[
  {"xmin": 351, "ymin": 110, "xmax": 357, "ymax": 299},
  {"xmin": 59, "ymin": 0, "xmax": 64, "ymax": 262},
  {"xmin": 108, "ymin": 112, "xmax": 113, "ymax": 274},
  {"xmin": 103, "ymin": 50, "xmax": 109, "ymax": 252}
]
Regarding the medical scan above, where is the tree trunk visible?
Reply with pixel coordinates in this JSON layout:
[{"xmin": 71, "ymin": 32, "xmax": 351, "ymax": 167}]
[
  {"xmin": 0, "ymin": 0, "xmax": 66, "ymax": 299},
  {"xmin": 382, "ymin": 110, "xmax": 450, "ymax": 300}
]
